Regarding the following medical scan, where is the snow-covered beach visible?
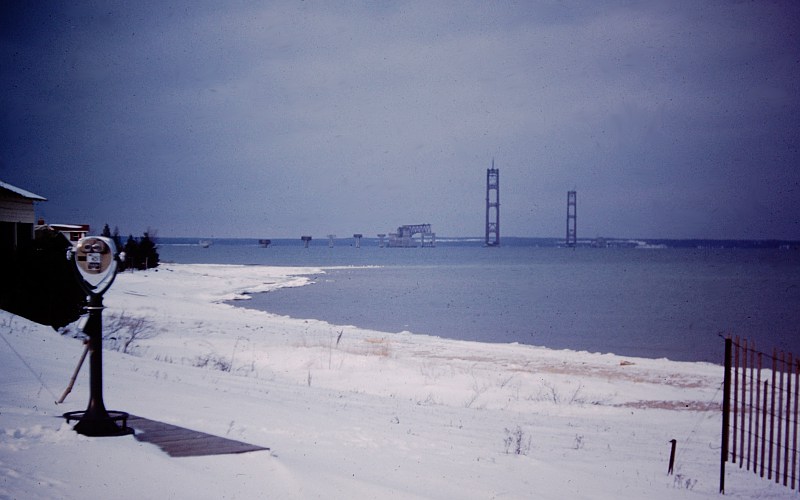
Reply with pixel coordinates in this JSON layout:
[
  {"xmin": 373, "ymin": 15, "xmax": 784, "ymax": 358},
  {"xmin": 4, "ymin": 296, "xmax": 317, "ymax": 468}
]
[{"xmin": 0, "ymin": 263, "xmax": 792, "ymax": 498}]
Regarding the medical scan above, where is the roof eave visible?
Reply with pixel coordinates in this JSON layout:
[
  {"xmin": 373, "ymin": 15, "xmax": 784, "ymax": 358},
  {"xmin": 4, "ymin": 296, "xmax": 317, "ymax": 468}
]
[{"xmin": 0, "ymin": 180, "xmax": 47, "ymax": 201}]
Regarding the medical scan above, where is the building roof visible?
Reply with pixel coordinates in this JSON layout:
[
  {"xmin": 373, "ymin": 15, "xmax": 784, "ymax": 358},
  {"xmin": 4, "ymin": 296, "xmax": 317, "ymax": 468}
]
[
  {"xmin": 0, "ymin": 180, "xmax": 47, "ymax": 201},
  {"xmin": 47, "ymin": 223, "xmax": 89, "ymax": 231}
]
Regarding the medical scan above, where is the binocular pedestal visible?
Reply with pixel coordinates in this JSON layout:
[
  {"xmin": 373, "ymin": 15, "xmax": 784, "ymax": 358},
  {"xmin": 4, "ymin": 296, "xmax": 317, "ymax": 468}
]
[{"xmin": 63, "ymin": 293, "xmax": 131, "ymax": 437}]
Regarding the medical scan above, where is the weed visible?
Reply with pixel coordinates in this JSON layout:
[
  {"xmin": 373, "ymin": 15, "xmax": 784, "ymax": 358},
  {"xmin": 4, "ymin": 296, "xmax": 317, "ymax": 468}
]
[
  {"xmin": 498, "ymin": 374, "xmax": 514, "ymax": 388},
  {"xmin": 102, "ymin": 311, "xmax": 156, "ymax": 354},
  {"xmin": 154, "ymin": 354, "xmax": 174, "ymax": 364},
  {"xmin": 193, "ymin": 353, "xmax": 231, "ymax": 372},
  {"xmin": 465, "ymin": 376, "xmax": 489, "ymax": 408},
  {"xmin": 568, "ymin": 383, "xmax": 585, "ymax": 405},
  {"xmin": 328, "ymin": 330, "xmax": 344, "ymax": 368},
  {"xmin": 416, "ymin": 393, "xmax": 440, "ymax": 406},
  {"xmin": 672, "ymin": 473, "xmax": 697, "ymax": 490},
  {"xmin": 542, "ymin": 381, "xmax": 560, "ymax": 404},
  {"xmin": 420, "ymin": 360, "xmax": 449, "ymax": 382},
  {"xmin": 533, "ymin": 380, "xmax": 586, "ymax": 406},
  {"xmin": 503, "ymin": 426, "xmax": 531, "ymax": 455}
]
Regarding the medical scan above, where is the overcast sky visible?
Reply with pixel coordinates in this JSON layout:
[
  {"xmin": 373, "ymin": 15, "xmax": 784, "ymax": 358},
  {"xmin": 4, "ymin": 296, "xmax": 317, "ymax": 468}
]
[{"xmin": 2, "ymin": 1, "xmax": 798, "ymax": 239}]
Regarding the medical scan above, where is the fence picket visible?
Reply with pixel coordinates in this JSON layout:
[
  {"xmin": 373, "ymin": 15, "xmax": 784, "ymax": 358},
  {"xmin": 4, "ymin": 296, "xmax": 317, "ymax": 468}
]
[
  {"xmin": 747, "ymin": 343, "xmax": 755, "ymax": 471},
  {"xmin": 755, "ymin": 351, "xmax": 762, "ymax": 474},
  {"xmin": 792, "ymin": 359, "xmax": 799, "ymax": 490},
  {"xmin": 733, "ymin": 337, "xmax": 740, "ymax": 464},
  {"xmin": 777, "ymin": 352, "xmax": 784, "ymax": 483},
  {"xmin": 721, "ymin": 338, "xmax": 800, "ymax": 493},
  {"xmin": 762, "ymin": 378, "xmax": 768, "ymax": 478},
  {"xmin": 740, "ymin": 338, "xmax": 747, "ymax": 468},
  {"xmin": 770, "ymin": 348, "xmax": 777, "ymax": 481},
  {"xmin": 784, "ymin": 353, "xmax": 792, "ymax": 487}
]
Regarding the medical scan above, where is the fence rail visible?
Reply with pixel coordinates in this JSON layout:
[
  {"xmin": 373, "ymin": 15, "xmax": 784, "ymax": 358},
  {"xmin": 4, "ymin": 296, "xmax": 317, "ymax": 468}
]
[{"xmin": 720, "ymin": 336, "xmax": 800, "ymax": 494}]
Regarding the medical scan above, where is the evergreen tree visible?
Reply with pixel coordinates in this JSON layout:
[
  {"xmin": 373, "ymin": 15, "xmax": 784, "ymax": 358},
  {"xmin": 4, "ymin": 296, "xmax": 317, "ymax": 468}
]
[
  {"xmin": 124, "ymin": 235, "xmax": 140, "ymax": 271},
  {"xmin": 139, "ymin": 232, "xmax": 159, "ymax": 269},
  {"xmin": 95, "ymin": 226, "xmax": 159, "ymax": 272},
  {"xmin": 112, "ymin": 226, "xmax": 122, "ymax": 254}
]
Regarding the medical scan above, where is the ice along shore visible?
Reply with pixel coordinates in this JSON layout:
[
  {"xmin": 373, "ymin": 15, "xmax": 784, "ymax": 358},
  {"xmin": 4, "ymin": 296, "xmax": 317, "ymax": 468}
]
[{"xmin": 0, "ymin": 263, "xmax": 788, "ymax": 498}]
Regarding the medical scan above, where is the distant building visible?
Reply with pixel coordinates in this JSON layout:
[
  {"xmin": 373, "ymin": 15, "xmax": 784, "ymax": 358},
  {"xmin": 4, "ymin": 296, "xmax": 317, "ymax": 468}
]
[
  {"xmin": 0, "ymin": 180, "xmax": 46, "ymax": 254},
  {"xmin": 36, "ymin": 222, "xmax": 90, "ymax": 245}
]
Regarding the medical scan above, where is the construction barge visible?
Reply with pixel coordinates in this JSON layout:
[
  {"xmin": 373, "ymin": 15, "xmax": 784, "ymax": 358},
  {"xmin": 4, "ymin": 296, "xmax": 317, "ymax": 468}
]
[{"xmin": 378, "ymin": 224, "xmax": 435, "ymax": 248}]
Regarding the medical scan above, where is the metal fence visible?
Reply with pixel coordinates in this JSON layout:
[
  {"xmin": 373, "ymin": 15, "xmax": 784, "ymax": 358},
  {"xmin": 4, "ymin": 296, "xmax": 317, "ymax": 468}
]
[{"xmin": 720, "ymin": 336, "xmax": 799, "ymax": 494}]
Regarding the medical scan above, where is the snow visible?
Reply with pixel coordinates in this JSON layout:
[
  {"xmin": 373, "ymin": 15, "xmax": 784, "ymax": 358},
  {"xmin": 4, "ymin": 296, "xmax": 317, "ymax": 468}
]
[{"xmin": 0, "ymin": 263, "xmax": 794, "ymax": 498}]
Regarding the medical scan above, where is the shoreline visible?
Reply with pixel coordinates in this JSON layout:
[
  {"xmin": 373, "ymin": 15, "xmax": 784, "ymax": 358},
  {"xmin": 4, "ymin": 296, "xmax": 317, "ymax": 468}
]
[
  {"xmin": 2, "ymin": 262, "xmax": 771, "ymax": 499},
  {"xmin": 106, "ymin": 263, "xmax": 724, "ymax": 384},
  {"xmin": 220, "ymin": 263, "xmax": 728, "ymax": 365}
]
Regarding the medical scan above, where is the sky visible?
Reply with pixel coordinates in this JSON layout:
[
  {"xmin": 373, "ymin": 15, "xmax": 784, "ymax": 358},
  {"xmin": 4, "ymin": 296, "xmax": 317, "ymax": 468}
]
[{"xmin": 1, "ymin": 1, "xmax": 798, "ymax": 240}]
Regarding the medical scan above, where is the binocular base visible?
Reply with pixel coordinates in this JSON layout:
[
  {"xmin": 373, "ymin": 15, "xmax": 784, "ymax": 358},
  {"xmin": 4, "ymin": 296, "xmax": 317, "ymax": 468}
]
[{"xmin": 63, "ymin": 410, "xmax": 133, "ymax": 437}]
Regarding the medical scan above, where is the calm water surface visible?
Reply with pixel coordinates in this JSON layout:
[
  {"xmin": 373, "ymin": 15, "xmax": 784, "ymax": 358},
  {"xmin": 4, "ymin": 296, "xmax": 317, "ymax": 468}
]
[{"xmin": 160, "ymin": 241, "xmax": 800, "ymax": 363}]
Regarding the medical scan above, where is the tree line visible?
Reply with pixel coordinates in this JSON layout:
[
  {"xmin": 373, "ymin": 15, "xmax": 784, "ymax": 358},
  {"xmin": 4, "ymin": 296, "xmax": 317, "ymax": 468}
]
[
  {"xmin": 0, "ymin": 223, "xmax": 161, "ymax": 329},
  {"xmin": 101, "ymin": 224, "xmax": 159, "ymax": 271}
]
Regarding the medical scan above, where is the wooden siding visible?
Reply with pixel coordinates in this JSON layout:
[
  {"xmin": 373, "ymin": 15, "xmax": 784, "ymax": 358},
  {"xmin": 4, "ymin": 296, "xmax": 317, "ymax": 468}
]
[{"xmin": 0, "ymin": 195, "xmax": 36, "ymax": 224}]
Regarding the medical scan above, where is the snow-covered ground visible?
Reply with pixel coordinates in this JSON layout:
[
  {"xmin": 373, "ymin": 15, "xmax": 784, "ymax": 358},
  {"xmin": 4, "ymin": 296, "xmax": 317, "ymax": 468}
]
[{"xmin": 0, "ymin": 263, "xmax": 793, "ymax": 498}]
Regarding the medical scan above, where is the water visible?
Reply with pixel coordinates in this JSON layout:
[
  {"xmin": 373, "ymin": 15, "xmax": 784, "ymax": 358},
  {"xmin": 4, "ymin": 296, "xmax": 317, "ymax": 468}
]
[{"xmin": 158, "ymin": 239, "xmax": 800, "ymax": 363}]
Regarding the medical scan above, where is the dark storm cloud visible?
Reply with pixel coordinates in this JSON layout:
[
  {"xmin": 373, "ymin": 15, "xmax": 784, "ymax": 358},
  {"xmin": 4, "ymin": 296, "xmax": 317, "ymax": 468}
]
[{"xmin": 2, "ymin": 1, "xmax": 798, "ymax": 239}]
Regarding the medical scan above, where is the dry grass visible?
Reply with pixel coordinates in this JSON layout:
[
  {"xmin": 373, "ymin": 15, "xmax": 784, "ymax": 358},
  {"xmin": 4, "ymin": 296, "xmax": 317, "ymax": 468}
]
[
  {"xmin": 359, "ymin": 337, "xmax": 391, "ymax": 357},
  {"xmin": 294, "ymin": 334, "xmax": 392, "ymax": 359}
]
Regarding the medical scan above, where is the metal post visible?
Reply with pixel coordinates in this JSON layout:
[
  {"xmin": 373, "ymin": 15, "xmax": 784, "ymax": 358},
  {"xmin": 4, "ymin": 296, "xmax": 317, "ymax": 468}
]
[
  {"xmin": 733, "ymin": 337, "xmax": 739, "ymax": 464},
  {"xmin": 753, "ymin": 352, "xmax": 764, "ymax": 474},
  {"xmin": 747, "ymin": 343, "xmax": 755, "ymax": 471},
  {"xmin": 769, "ymin": 349, "xmax": 777, "ymax": 480},
  {"xmin": 784, "ymin": 353, "xmax": 793, "ymax": 486},
  {"xmin": 761, "ymin": 379, "xmax": 768, "ymax": 478},
  {"xmin": 776, "ymin": 351, "xmax": 785, "ymax": 484},
  {"xmin": 668, "ymin": 439, "xmax": 677, "ymax": 475},
  {"xmin": 755, "ymin": 352, "xmax": 762, "ymax": 474},
  {"xmin": 740, "ymin": 339, "xmax": 747, "ymax": 468},
  {"xmin": 71, "ymin": 293, "xmax": 130, "ymax": 436},
  {"xmin": 792, "ymin": 360, "xmax": 799, "ymax": 490},
  {"xmin": 721, "ymin": 336, "xmax": 732, "ymax": 494}
]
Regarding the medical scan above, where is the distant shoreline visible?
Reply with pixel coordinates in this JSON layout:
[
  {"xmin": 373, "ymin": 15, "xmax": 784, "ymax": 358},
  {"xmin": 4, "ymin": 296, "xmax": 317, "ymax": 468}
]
[{"xmin": 156, "ymin": 236, "xmax": 800, "ymax": 250}]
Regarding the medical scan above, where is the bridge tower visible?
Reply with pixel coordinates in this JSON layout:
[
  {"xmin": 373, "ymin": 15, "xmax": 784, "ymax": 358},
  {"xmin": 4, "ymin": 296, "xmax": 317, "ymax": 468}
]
[
  {"xmin": 566, "ymin": 190, "xmax": 577, "ymax": 248},
  {"xmin": 485, "ymin": 161, "xmax": 500, "ymax": 246}
]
